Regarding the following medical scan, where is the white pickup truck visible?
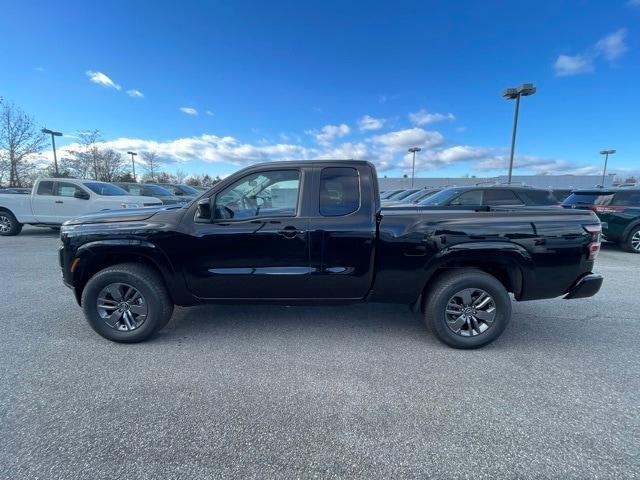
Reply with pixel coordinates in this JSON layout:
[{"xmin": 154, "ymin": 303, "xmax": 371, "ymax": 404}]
[{"xmin": 0, "ymin": 178, "xmax": 163, "ymax": 236}]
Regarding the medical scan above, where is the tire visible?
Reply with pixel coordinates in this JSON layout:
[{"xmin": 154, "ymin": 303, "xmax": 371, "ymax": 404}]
[
  {"xmin": 0, "ymin": 210, "xmax": 22, "ymax": 236},
  {"xmin": 423, "ymin": 269, "xmax": 512, "ymax": 349},
  {"xmin": 81, "ymin": 263, "xmax": 174, "ymax": 343},
  {"xmin": 623, "ymin": 226, "xmax": 640, "ymax": 254}
]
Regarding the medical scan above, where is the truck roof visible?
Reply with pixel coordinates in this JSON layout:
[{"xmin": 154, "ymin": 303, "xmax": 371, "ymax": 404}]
[{"xmin": 235, "ymin": 159, "xmax": 376, "ymax": 169}]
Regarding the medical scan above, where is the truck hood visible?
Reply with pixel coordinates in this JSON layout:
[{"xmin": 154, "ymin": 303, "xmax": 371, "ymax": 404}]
[
  {"xmin": 63, "ymin": 205, "xmax": 180, "ymax": 225},
  {"xmin": 115, "ymin": 195, "xmax": 164, "ymax": 206}
]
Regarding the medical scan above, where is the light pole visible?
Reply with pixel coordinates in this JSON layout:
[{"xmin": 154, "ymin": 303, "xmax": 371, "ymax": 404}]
[
  {"xmin": 408, "ymin": 147, "xmax": 422, "ymax": 188},
  {"xmin": 502, "ymin": 83, "xmax": 536, "ymax": 184},
  {"xmin": 127, "ymin": 151, "xmax": 138, "ymax": 182},
  {"xmin": 599, "ymin": 149, "xmax": 616, "ymax": 187},
  {"xmin": 41, "ymin": 128, "xmax": 63, "ymax": 176}
]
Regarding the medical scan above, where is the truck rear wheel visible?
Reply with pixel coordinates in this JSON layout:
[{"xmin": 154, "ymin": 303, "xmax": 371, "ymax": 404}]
[
  {"xmin": 0, "ymin": 210, "xmax": 22, "ymax": 236},
  {"xmin": 81, "ymin": 263, "xmax": 173, "ymax": 343},
  {"xmin": 423, "ymin": 269, "xmax": 511, "ymax": 349}
]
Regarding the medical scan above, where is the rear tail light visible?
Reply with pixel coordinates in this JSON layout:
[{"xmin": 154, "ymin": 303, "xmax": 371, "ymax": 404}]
[
  {"xmin": 583, "ymin": 224, "xmax": 601, "ymax": 260},
  {"xmin": 592, "ymin": 205, "xmax": 626, "ymax": 213}
]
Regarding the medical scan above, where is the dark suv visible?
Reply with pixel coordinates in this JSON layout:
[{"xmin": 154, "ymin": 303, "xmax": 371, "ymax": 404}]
[
  {"xmin": 408, "ymin": 185, "xmax": 561, "ymax": 208},
  {"xmin": 562, "ymin": 188, "xmax": 640, "ymax": 253}
]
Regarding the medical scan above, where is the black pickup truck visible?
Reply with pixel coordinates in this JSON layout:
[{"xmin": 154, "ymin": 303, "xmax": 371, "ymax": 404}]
[{"xmin": 60, "ymin": 160, "xmax": 603, "ymax": 348}]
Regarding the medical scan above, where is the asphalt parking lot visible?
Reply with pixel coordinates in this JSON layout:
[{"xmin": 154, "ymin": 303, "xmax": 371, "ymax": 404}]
[{"xmin": 1, "ymin": 226, "xmax": 639, "ymax": 479}]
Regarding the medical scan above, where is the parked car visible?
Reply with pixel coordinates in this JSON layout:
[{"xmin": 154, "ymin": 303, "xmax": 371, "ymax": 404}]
[
  {"xmin": 59, "ymin": 160, "xmax": 602, "ymax": 349},
  {"xmin": 388, "ymin": 185, "xmax": 561, "ymax": 208},
  {"xmin": 380, "ymin": 189, "xmax": 405, "ymax": 200},
  {"xmin": 384, "ymin": 188, "xmax": 442, "ymax": 206},
  {"xmin": 0, "ymin": 187, "xmax": 31, "ymax": 194},
  {"xmin": 154, "ymin": 183, "xmax": 200, "ymax": 200},
  {"xmin": 0, "ymin": 178, "xmax": 163, "ymax": 236},
  {"xmin": 562, "ymin": 188, "xmax": 640, "ymax": 253},
  {"xmin": 550, "ymin": 189, "xmax": 574, "ymax": 202},
  {"xmin": 381, "ymin": 188, "xmax": 423, "ymax": 204},
  {"xmin": 115, "ymin": 182, "xmax": 187, "ymax": 205}
]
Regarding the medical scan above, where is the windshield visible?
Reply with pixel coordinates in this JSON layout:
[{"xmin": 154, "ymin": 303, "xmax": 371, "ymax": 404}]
[
  {"xmin": 177, "ymin": 184, "xmax": 199, "ymax": 195},
  {"xmin": 419, "ymin": 188, "xmax": 465, "ymax": 206},
  {"xmin": 392, "ymin": 189, "xmax": 420, "ymax": 201},
  {"xmin": 403, "ymin": 189, "xmax": 440, "ymax": 203},
  {"xmin": 144, "ymin": 184, "xmax": 174, "ymax": 196},
  {"xmin": 83, "ymin": 182, "xmax": 128, "ymax": 196},
  {"xmin": 563, "ymin": 192, "xmax": 614, "ymax": 206}
]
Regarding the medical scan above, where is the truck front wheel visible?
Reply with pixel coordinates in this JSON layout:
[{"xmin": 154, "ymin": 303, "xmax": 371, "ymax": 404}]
[
  {"xmin": 81, "ymin": 263, "xmax": 174, "ymax": 343},
  {"xmin": 423, "ymin": 269, "xmax": 512, "ymax": 349},
  {"xmin": 0, "ymin": 210, "xmax": 22, "ymax": 236},
  {"xmin": 623, "ymin": 226, "xmax": 640, "ymax": 253}
]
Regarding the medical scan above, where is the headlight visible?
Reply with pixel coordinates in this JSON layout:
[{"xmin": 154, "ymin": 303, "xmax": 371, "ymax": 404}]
[{"xmin": 120, "ymin": 203, "xmax": 140, "ymax": 209}]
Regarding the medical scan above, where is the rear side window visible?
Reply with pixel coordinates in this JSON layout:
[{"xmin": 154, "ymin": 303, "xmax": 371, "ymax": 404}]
[
  {"xmin": 36, "ymin": 181, "xmax": 54, "ymax": 195},
  {"xmin": 483, "ymin": 189, "xmax": 523, "ymax": 206},
  {"xmin": 320, "ymin": 167, "xmax": 360, "ymax": 216},
  {"xmin": 563, "ymin": 192, "xmax": 614, "ymax": 206},
  {"xmin": 612, "ymin": 191, "xmax": 640, "ymax": 207},
  {"xmin": 518, "ymin": 190, "xmax": 558, "ymax": 206}
]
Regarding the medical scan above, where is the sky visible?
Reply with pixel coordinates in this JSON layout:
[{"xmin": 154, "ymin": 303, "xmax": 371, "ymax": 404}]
[{"xmin": 1, "ymin": 0, "xmax": 639, "ymax": 179}]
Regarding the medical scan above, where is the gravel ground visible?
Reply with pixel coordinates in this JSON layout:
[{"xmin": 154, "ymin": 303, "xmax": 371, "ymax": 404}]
[{"xmin": 1, "ymin": 226, "xmax": 639, "ymax": 479}]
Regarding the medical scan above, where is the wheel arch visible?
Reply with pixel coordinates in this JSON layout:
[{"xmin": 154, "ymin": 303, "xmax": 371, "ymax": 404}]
[
  {"xmin": 413, "ymin": 243, "xmax": 531, "ymax": 311},
  {"xmin": 71, "ymin": 240, "xmax": 181, "ymax": 306}
]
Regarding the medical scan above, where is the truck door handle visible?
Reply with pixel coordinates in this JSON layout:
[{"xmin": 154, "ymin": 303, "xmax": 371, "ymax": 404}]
[
  {"xmin": 55, "ymin": 200, "xmax": 64, "ymax": 204},
  {"xmin": 277, "ymin": 226, "xmax": 304, "ymax": 238}
]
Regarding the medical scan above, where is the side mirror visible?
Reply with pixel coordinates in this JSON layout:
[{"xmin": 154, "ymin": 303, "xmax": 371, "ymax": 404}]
[
  {"xmin": 74, "ymin": 190, "xmax": 90, "ymax": 200},
  {"xmin": 196, "ymin": 197, "xmax": 213, "ymax": 221}
]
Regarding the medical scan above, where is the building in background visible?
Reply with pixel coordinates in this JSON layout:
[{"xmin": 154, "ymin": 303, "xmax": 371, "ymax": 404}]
[{"xmin": 378, "ymin": 174, "xmax": 615, "ymax": 191}]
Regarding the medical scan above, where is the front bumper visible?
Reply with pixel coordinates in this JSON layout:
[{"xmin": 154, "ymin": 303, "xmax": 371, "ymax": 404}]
[{"xmin": 564, "ymin": 273, "xmax": 603, "ymax": 299}]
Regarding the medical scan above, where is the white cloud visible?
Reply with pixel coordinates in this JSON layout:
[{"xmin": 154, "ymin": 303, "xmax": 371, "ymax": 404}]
[
  {"xmin": 358, "ymin": 115, "xmax": 385, "ymax": 131},
  {"xmin": 595, "ymin": 28, "xmax": 627, "ymax": 61},
  {"xmin": 372, "ymin": 128, "xmax": 444, "ymax": 151},
  {"xmin": 317, "ymin": 142, "xmax": 369, "ymax": 160},
  {"xmin": 554, "ymin": 54, "xmax": 594, "ymax": 76},
  {"xmin": 127, "ymin": 89, "xmax": 144, "ymax": 98},
  {"xmin": 180, "ymin": 107, "xmax": 198, "ymax": 116},
  {"xmin": 85, "ymin": 70, "xmax": 121, "ymax": 90},
  {"xmin": 554, "ymin": 29, "xmax": 628, "ymax": 76},
  {"xmin": 409, "ymin": 109, "xmax": 455, "ymax": 126},
  {"xmin": 34, "ymin": 66, "xmax": 45, "ymax": 72},
  {"xmin": 205, "ymin": 110, "xmax": 214, "ymax": 116},
  {"xmin": 627, "ymin": 0, "xmax": 640, "ymax": 7},
  {"xmin": 306, "ymin": 123, "xmax": 350, "ymax": 145}
]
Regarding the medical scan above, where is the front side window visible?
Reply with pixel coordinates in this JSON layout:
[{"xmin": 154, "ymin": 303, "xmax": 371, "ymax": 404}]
[
  {"xmin": 320, "ymin": 167, "xmax": 360, "ymax": 216},
  {"xmin": 483, "ymin": 189, "xmax": 523, "ymax": 206},
  {"xmin": 450, "ymin": 190, "xmax": 482, "ymax": 206},
  {"xmin": 36, "ymin": 181, "xmax": 55, "ymax": 195},
  {"xmin": 56, "ymin": 182, "xmax": 85, "ymax": 197},
  {"xmin": 612, "ymin": 191, "xmax": 640, "ymax": 207},
  {"xmin": 215, "ymin": 170, "xmax": 300, "ymax": 219}
]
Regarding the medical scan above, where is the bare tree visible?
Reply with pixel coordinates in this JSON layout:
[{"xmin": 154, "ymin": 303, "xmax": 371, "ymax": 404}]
[
  {"xmin": 98, "ymin": 149, "xmax": 127, "ymax": 182},
  {"xmin": 61, "ymin": 129, "xmax": 102, "ymax": 180},
  {"xmin": 140, "ymin": 151, "xmax": 161, "ymax": 182},
  {"xmin": 0, "ymin": 99, "xmax": 47, "ymax": 187},
  {"xmin": 175, "ymin": 169, "xmax": 187, "ymax": 183}
]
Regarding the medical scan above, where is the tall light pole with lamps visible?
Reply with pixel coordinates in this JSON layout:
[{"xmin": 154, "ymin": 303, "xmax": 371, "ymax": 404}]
[
  {"xmin": 599, "ymin": 149, "xmax": 616, "ymax": 187},
  {"xmin": 41, "ymin": 128, "xmax": 63, "ymax": 176},
  {"xmin": 408, "ymin": 147, "xmax": 422, "ymax": 188},
  {"xmin": 502, "ymin": 83, "xmax": 536, "ymax": 184},
  {"xmin": 127, "ymin": 151, "xmax": 138, "ymax": 182}
]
